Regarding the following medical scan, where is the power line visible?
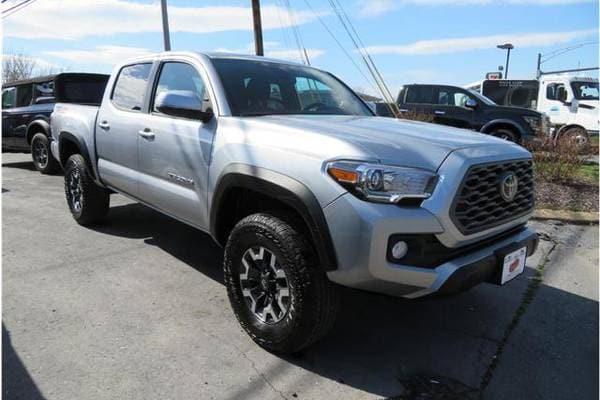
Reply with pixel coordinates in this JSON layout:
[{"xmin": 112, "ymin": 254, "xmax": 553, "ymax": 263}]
[
  {"xmin": 2, "ymin": 0, "xmax": 37, "ymax": 18},
  {"xmin": 540, "ymin": 41, "xmax": 599, "ymax": 64},
  {"xmin": 282, "ymin": 0, "xmax": 310, "ymax": 65},
  {"xmin": 2, "ymin": 0, "xmax": 31, "ymax": 14},
  {"xmin": 325, "ymin": 0, "xmax": 399, "ymax": 116},
  {"xmin": 300, "ymin": 0, "xmax": 380, "ymax": 96}
]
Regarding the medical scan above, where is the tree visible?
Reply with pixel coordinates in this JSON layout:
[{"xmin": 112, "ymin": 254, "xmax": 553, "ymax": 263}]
[{"xmin": 2, "ymin": 52, "xmax": 37, "ymax": 84}]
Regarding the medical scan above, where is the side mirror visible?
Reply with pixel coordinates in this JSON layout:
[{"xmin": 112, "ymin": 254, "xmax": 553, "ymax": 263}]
[
  {"xmin": 465, "ymin": 98, "xmax": 478, "ymax": 109},
  {"xmin": 35, "ymin": 96, "xmax": 55, "ymax": 104},
  {"xmin": 556, "ymin": 86, "xmax": 568, "ymax": 103},
  {"xmin": 155, "ymin": 90, "xmax": 213, "ymax": 122}
]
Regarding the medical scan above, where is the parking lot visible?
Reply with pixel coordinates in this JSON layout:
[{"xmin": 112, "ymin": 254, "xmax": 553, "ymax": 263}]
[{"xmin": 2, "ymin": 152, "xmax": 598, "ymax": 400}]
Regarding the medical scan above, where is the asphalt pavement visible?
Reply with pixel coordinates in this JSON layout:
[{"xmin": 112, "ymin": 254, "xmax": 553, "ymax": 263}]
[{"xmin": 2, "ymin": 152, "xmax": 598, "ymax": 400}]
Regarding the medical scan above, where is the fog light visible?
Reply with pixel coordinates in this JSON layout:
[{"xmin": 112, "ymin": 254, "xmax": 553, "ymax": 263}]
[{"xmin": 391, "ymin": 241, "xmax": 408, "ymax": 259}]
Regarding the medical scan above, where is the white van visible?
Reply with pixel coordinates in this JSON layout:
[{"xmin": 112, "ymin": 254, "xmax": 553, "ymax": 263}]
[{"xmin": 467, "ymin": 75, "xmax": 598, "ymax": 144}]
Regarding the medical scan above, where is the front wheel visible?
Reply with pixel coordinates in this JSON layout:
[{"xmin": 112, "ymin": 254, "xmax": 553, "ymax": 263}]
[
  {"xmin": 490, "ymin": 128, "xmax": 519, "ymax": 143},
  {"xmin": 31, "ymin": 133, "xmax": 60, "ymax": 174},
  {"xmin": 224, "ymin": 213, "xmax": 339, "ymax": 354},
  {"xmin": 555, "ymin": 127, "xmax": 590, "ymax": 153},
  {"xmin": 64, "ymin": 154, "xmax": 109, "ymax": 226}
]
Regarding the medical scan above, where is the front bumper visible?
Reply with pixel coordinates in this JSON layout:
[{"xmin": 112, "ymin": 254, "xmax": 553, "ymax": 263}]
[{"xmin": 324, "ymin": 193, "xmax": 538, "ymax": 298}]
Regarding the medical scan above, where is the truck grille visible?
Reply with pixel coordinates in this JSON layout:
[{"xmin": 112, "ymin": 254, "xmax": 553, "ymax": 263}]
[{"xmin": 451, "ymin": 159, "xmax": 534, "ymax": 235}]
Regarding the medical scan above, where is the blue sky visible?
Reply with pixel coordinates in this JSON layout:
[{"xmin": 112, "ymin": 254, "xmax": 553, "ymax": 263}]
[{"xmin": 2, "ymin": 0, "xmax": 598, "ymax": 96}]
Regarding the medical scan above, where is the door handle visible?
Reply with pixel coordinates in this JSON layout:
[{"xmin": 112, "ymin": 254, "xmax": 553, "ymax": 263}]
[
  {"xmin": 399, "ymin": 108, "xmax": 409, "ymax": 113},
  {"xmin": 138, "ymin": 129, "xmax": 155, "ymax": 140},
  {"xmin": 434, "ymin": 110, "xmax": 446, "ymax": 115},
  {"xmin": 98, "ymin": 121, "xmax": 110, "ymax": 130}
]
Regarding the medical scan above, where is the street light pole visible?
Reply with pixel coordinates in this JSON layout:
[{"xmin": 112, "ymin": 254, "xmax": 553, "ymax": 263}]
[
  {"xmin": 497, "ymin": 43, "xmax": 514, "ymax": 79},
  {"xmin": 252, "ymin": 0, "xmax": 264, "ymax": 56},
  {"xmin": 161, "ymin": 0, "xmax": 171, "ymax": 51}
]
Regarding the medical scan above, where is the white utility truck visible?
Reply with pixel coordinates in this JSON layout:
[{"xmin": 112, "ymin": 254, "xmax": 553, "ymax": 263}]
[{"xmin": 467, "ymin": 75, "xmax": 598, "ymax": 145}]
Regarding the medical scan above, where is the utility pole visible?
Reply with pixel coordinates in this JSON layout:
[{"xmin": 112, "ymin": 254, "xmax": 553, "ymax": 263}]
[
  {"xmin": 536, "ymin": 53, "xmax": 542, "ymax": 79},
  {"xmin": 161, "ymin": 0, "xmax": 171, "ymax": 51},
  {"xmin": 252, "ymin": 0, "xmax": 264, "ymax": 56}
]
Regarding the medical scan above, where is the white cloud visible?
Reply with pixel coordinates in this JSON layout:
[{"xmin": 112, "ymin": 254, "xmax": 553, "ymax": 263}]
[
  {"xmin": 358, "ymin": 0, "xmax": 594, "ymax": 16},
  {"xmin": 44, "ymin": 46, "xmax": 154, "ymax": 65},
  {"xmin": 3, "ymin": 0, "xmax": 325, "ymax": 40},
  {"xmin": 363, "ymin": 29, "xmax": 597, "ymax": 55},
  {"xmin": 357, "ymin": 0, "xmax": 397, "ymax": 17}
]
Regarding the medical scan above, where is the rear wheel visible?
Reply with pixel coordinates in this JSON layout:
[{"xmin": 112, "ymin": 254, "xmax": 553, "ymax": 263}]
[
  {"xmin": 31, "ymin": 133, "xmax": 60, "ymax": 174},
  {"xmin": 64, "ymin": 154, "xmax": 109, "ymax": 225},
  {"xmin": 224, "ymin": 213, "xmax": 339, "ymax": 354},
  {"xmin": 490, "ymin": 128, "xmax": 519, "ymax": 143}
]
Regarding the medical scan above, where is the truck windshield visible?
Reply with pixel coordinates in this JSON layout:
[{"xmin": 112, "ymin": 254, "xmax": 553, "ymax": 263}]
[
  {"xmin": 212, "ymin": 58, "xmax": 372, "ymax": 117},
  {"xmin": 570, "ymin": 81, "xmax": 599, "ymax": 100}
]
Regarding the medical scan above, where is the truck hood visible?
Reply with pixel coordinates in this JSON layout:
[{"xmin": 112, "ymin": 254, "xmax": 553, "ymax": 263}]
[
  {"xmin": 241, "ymin": 115, "xmax": 521, "ymax": 171},
  {"xmin": 488, "ymin": 104, "xmax": 542, "ymax": 117}
]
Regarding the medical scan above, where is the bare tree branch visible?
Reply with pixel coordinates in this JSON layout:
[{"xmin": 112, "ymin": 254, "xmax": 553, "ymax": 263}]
[{"xmin": 2, "ymin": 51, "xmax": 37, "ymax": 84}]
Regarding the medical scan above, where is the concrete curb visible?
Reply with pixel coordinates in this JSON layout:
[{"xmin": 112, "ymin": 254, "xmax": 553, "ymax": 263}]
[{"xmin": 532, "ymin": 209, "xmax": 599, "ymax": 224}]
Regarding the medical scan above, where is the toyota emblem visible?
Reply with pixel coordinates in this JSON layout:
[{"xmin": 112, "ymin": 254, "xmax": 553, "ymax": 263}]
[{"xmin": 499, "ymin": 172, "xmax": 518, "ymax": 202}]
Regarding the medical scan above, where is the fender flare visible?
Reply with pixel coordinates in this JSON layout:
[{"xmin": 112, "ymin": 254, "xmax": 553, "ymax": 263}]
[
  {"xmin": 555, "ymin": 124, "xmax": 586, "ymax": 136},
  {"xmin": 58, "ymin": 131, "xmax": 100, "ymax": 182},
  {"xmin": 210, "ymin": 164, "xmax": 338, "ymax": 271},
  {"xmin": 480, "ymin": 119, "xmax": 525, "ymax": 138},
  {"xmin": 25, "ymin": 119, "xmax": 51, "ymax": 145}
]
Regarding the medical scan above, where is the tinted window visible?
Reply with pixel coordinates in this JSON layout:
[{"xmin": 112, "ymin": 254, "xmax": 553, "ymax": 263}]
[
  {"xmin": 546, "ymin": 83, "xmax": 565, "ymax": 100},
  {"xmin": 16, "ymin": 84, "xmax": 33, "ymax": 107},
  {"xmin": 2, "ymin": 87, "xmax": 16, "ymax": 108},
  {"xmin": 34, "ymin": 81, "xmax": 54, "ymax": 100},
  {"xmin": 481, "ymin": 80, "xmax": 538, "ymax": 108},
  {"xmin": 58, "ymin": 76, "xmax": 109, "ymax": 104},
  {"xmin": 405, "ymin": 86, "xmax": 434, "ymax": 104},
  {"xmin": 212, "ymin": 58, "xmax": 371, "ymax": 116},
  {"xmin": 152, "ymin": 62, "xmax": 209, "ymax": 114},
  {"xmin": 112, "ymin": 63, "xmax": 152, "ymax": 111}
]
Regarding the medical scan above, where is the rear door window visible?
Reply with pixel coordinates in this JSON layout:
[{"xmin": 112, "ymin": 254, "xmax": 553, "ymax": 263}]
[
  {"xmin": 111, "ymin": 63, "xmax": 152, "ymax": 111},
  {"xmin": 16, "ymin": 84, "xmax": 33, "ymax": 107},
  {"xmin": 405, "ymin": 86, "xmax": 434, "ymax": 104}
]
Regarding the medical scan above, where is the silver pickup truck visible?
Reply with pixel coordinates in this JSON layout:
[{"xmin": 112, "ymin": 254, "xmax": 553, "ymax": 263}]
[{"xmin": 51, "ymin": 52, "xmax": 538, "ymax": 353}]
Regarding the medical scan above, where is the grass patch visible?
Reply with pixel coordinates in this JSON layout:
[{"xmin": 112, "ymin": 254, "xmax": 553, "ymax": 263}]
[{"xmin": 578, "ymin": 163, "xmax": 599, "ymax": 182}]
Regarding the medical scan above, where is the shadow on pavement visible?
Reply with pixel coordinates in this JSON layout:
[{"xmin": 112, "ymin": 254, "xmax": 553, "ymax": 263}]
[
  {"xmin": 92, "ymin": 203, "xmax": 224, "ymax": 285},
  {"xmin": 1, "ymin": 161, "xmax": 38, "ymax": 172},
  {"xmin": 3, "ymin": 323, "xmax": 47, "ymax": 400},
  {"xmin": 85, "ymin": 202, "xmax": 598, "ymax": 399}
]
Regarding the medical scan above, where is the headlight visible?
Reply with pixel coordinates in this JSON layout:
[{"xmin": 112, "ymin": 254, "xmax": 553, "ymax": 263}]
[
  {"xmin": 523, "ymin": 116, "xmax": 540, "ymax": 132},
  {"xmin": 327, "ymin": 161, "xmax": 438, "ymax": 203}
]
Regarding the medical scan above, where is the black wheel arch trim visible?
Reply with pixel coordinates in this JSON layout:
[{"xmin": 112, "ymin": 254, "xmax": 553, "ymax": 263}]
[
  {"xmin": 26, "ymin": 119, "xmax": 51, "ymax": 144},
  {"xmin": 480, "ymin": 119, "xmax": 526, "ymax": 137},
  {"xmin": 210, "ymin": 164, "xmax": 338, "ymax": 271},
  {"xmin": 58, "ymin": 132, "xmax": 100, "ymax": 182}
]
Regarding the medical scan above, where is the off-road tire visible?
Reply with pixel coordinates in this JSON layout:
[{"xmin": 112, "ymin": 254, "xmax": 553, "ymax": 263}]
[
  {"xmin": 31, "ymin": 133, "xmax": 60, "ymax": 174},
  {"xmin": 64, "ymin": 154, "xmax": 109, "ymax": 226},
  {"xmin": 224, "ymin": 213, "xmax": 339, "ymax": 354},
  {"xmin": 490, "ymin": 128, "xmax": 519, "ymax": 143}
]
